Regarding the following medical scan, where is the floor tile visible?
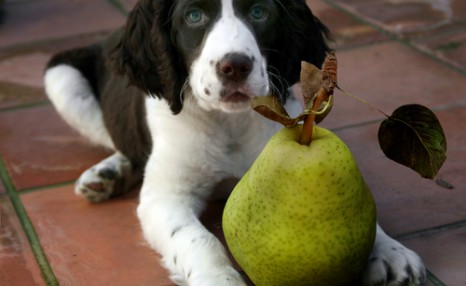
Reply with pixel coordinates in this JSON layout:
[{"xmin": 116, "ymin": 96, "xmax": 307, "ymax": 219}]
[
  {"xmin": 0, "ymin": 39, "xmax": 118, "ymax": 110},
  {"xmin": 333, "ymin": 106, "xmax": 466, "ymax": 235},
  {"xmin": 0, "ymin": 194, "xmax": 44, "ymax": 286},
  {"xmin": 0, "ymin": 105, "xmax": 111, "ymax": 190},
  {"xmin": 402, "ymin": 226, "xmax": 466, "ymax": 286},
  {"xmin": 320, "ymin": 42, "xmax": 466, "ymax": 130},
  {"xmin": 0, "ymin": 50, "xmax": 52, "ymax": 110},
  {"xmin": 0, "ymin": 52, "xmax": 50, "ymax": 88},
  {"xmin": 0, "ymin": 0, "xmax": 125, "ymax": 48},
  {"xmin": 309, "ymin": 0, "xmax": 390, "ymax": 50},
  {"xmin": 330, "ymin": 0, "xmax": 465, "ymax": 37},
  {"xmin": 326, "ymin": 0, "xmax": 466, "ymax": 73},
  {"xmin": 434, "ymin": 106, "xmax": 466, "ymax": 190},
  {"xmin": 0, "ymin": 31, "xmax": 111, "ymax": 60},
  {"xmin": 20, "ymin": 185, "xmax": 174, "ymax": 286},
  {"xmin": 413, "ymin": 27, "xmax": 466, "ymax": 72},
  {"xmin": 0, "ymin": 81, "xmax": 46, "ymax": 110}
]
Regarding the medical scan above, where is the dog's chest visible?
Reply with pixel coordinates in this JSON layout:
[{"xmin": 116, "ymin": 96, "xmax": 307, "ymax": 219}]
[
  {"xmin": 206, "ymin": 111, "xmax": 278, "ymax": 177},
  {"xmin": 146, "ymin": 97, "xmax": 280, "ymax": 178}
]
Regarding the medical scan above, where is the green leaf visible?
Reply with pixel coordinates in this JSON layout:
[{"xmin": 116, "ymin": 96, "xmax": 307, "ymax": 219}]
[{"xmin": 378, "ymin": 104, "xmax": 447, "ymax": 179}]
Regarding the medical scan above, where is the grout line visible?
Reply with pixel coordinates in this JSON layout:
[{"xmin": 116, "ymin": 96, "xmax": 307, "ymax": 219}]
[
  {"xmin": 432, "ymin": 99, "xmax": 466, "ymax": 113},
  {"xmin": 0, "ymin": 29, "xmax": 113, "ymax": 58},
  {"xmin": 0, "ymin": 100, "xmax": 51, "ymax": 113},
  {"xmin": 21, "ymin": 180, "xmax": 76, "ymax": 194},
  {"xmin": 329, "ymin": 117, "xmax": 384, "ymax": 132},
  {"xmin": 427, "ymin": 270, "xmax": 448, "ymax": 286},
  {"xmin": 321, "ymin": 0, "xmax": 408, "ymax": 43},
  {"xmin": 321, "ymin": 0, "xmax": 466, "ymax": 77},
  {"xmin": 0, "ymin": 158, "xmax": 59, "ymax": 286},
  {"xmin": 333, "ymin": 38, "xmax": 395, "ymax": 52},
  {"xmin": 394, "ymin": 219, "xmax": 466, "ymax": 241},
  {"xmin": 329, "ymin": 94, "xmax": 466, "ymax": 132}
]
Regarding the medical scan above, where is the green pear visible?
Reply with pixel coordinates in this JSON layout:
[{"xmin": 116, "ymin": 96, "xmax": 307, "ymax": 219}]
[{"xmin": 223, "ymin": 125, "xmax": 377, "ymax": 286}]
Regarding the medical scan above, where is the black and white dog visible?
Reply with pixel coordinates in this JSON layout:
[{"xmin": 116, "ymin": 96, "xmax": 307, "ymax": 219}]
[{"xmin": 44, "ymin": 0, "xmax": 426, "ymax": 285}]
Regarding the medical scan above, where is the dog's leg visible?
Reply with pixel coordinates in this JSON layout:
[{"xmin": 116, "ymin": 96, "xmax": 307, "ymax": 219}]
[
  {"xmin": 45, "ymin": 62, "xmax": 114, "ymax": 150},
  {"xmin": 76, "ymin": 152, "xmax": 142, "ymax": 203},
  {"xmin": 362, "ymin": 224, "xmax": 427, "ymax": 286},
  {"xmin": 137, "ymin": 164, "xmax": 245, "ymax": 286}
]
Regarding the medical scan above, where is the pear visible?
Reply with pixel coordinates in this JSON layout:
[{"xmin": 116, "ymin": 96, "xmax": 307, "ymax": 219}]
[{"xmin": 223, "ymin": 125, "xmax": 377, "ymax": 286}]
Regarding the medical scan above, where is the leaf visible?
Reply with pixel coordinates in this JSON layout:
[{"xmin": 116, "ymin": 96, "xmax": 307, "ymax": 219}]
[
  {"xmin": 300, "ymin": 53, "xmax": 338, "ymax": 106},
  {"xmin": 300, "ymin": 54, "xmax": 336, "ymax": 126},
  {"xmin": 321, "ymin": 52, "xmax": 338, "ymax": 94},
  {"xmin": 300, "ymin": 61, "xmax": 333, "ymax": 124},
  {"xmin": 300, "ymin": 61, "xmax": 322, "ymax": 106},
  {"xmin": 251, "ymin": 96, "xmax": 304, "ymax": 127},
  {"xmin": 378, "ymin": 104, "xmax": 447, "ymax": 179}
]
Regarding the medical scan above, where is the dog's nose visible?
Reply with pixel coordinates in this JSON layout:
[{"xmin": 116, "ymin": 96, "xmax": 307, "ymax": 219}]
[{"xmin": 217, "ymin": 53, "xmax": 253, "ymax": 82}]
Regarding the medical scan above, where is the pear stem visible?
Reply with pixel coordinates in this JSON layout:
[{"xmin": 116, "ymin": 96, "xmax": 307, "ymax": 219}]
[
  {"xmin": 299, "ymin": 53, "xmax": 337, "ymax": 146},
  {"xmin": 299, "ymin": 88, "xmax": 328, "ymax": 145}
]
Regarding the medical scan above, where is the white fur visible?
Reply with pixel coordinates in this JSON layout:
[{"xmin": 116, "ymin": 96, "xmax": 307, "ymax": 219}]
[
  {"xmin": 45, "ymin": 64, "xmax": 115, "ymax": 149},
  {"xmin": 189, "ymin": 0, "xmax": 269, "ymax": 113},
  {"xmin": 363, "ymin": 225, "xmax": 426, "ymax": 286}
]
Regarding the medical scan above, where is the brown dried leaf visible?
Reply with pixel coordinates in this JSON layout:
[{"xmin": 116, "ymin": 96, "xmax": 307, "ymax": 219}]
[
  {"xmin": 322, "ymin": 52, "xmax": 337, "ymax": 94},
  {"xmin": 300, "ymin": 61, "xmax": 322, "ymax": 107},
  {"xmin": 251, "ymin": 96, "xmax": 302, "ymax": 127},
  {"xmin": 252, "ymin": 53, "xmax": 338, "ymax": 128},
  {"xmin": 299, "ymin": 53, "xmax": 337, "ymax": 126}
]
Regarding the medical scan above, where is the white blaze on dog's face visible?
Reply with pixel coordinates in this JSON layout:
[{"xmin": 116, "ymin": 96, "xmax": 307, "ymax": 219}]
[
  {"xmin": 172, "ymin": 0, "xmax": 280, "ymax": 113},
  {"xmin": 189, "ymin": 0, "xmax": 269, "ymax": 112}
]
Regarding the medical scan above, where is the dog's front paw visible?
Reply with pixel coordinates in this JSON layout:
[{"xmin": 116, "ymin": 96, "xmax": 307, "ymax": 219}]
[
  {"xmin": 362, "ymin": 238, "xmax": 426, "ymax": 286},
  {"xmin": 75, "ymin": 153, "xmax": 132, "ymax": 203},
  {"xmin": 170, "ymin": 266, "xmax": 246, "ymax": 286},
  {"xmin": 188, "ymin": 267, "xmax": 246, "ymax": 286}
]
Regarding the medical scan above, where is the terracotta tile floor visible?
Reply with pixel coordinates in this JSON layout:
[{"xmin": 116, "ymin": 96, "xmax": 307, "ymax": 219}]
[{"xmin": 1, "ymin": 0, "xmax": 465, "ymax": 285}]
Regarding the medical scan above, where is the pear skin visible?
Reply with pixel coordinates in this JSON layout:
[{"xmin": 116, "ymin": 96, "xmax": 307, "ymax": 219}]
[{"xmin": 223, "ymin": 125, "xmax": 377, "ymax": 286}]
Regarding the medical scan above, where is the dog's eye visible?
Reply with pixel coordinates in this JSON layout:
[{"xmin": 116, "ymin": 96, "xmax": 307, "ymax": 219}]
[
  {"xmin": 186, "ymin": 9, "xmax": 206, "ymax": 25},
  {"xmin": 249, "ymin": 4, "xmax": 267, "ymax": 21}
]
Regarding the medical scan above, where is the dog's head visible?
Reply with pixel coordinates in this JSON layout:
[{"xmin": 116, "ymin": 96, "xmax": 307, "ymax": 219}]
[{"xmin": 113, "ymin": 0, "xmax": 330, "ymax": 114}]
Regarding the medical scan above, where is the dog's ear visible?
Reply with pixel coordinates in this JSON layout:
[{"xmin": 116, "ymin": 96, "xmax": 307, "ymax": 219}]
[
  {"xmin": 111, "ymin": 0, "xmax": 186, "ymax": 114},
  {"xmin": 269, "ymin": 0, "xmax": 331, "ymax": 101}
]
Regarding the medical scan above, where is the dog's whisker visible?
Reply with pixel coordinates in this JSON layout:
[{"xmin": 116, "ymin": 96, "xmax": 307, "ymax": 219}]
[
  {"xmin": 267, "ymin": 69, "xmax": 288, "ymax": 98},
  {"xmin": 179, "ymin": 78, "xmax": 191, "ymax": 104}
]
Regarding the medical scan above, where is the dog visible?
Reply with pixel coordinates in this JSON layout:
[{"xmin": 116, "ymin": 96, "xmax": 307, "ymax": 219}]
[{"xmin": 44, "ymin": 0, "xmax": 427, "ymax": 285}]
